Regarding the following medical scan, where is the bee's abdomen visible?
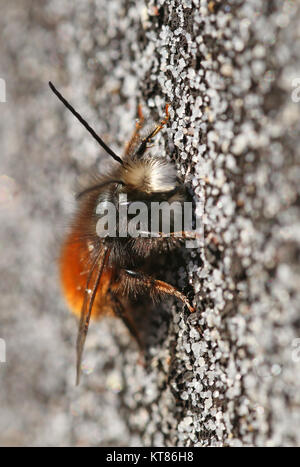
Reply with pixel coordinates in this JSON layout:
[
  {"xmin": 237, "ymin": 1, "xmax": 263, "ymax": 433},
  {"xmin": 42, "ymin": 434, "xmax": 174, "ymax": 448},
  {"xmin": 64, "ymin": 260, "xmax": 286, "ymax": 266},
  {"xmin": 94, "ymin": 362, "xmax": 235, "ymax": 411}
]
[{"xmin": 59, "ymin": 231, "xmax": 114, "ymax": 319}]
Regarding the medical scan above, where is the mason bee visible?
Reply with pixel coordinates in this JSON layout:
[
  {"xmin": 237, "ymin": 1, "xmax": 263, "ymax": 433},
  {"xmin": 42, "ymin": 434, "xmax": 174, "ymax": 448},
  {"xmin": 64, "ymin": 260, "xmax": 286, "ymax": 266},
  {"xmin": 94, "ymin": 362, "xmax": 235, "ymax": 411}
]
[{"xmin": 49, "ymin": 82, "xmax": 197, "ymax": 384}]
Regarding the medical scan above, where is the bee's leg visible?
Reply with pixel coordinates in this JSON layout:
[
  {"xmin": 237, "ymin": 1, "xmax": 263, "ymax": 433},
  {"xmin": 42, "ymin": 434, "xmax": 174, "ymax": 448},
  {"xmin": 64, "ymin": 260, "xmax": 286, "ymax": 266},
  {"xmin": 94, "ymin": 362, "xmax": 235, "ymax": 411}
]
[
  {"xmin": 109, "ymin": 291, "xmax": 144, "ymax": 350},
  {"xmin": 150, "ymin": 230, "xmax": 201, "ymax": 240},
  {"xmin": 137, "ymin": 231, "xmax": 202, "ymax": 248},
  {"xmin": 124, "ymin": 104, "xmax": 145, "ymax": 156},
  {"xmin": 135, "ymin": 104, "xmax": 170, "ymax": 157},
  {"xmin": 148, "ymin": 103, "xmax": 169, "ymax": 139},
  {"xmin": 123, "ymin": 269, "xmax": 195, "ymax": 313}
]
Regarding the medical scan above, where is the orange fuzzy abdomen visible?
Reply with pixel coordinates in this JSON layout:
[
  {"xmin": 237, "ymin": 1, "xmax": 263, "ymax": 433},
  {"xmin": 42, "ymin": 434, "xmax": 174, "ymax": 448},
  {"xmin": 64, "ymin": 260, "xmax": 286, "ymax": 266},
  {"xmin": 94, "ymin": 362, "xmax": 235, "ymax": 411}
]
[{"xmin": 59, "ymin": 231, "xmax": 114, "ymax": 319}]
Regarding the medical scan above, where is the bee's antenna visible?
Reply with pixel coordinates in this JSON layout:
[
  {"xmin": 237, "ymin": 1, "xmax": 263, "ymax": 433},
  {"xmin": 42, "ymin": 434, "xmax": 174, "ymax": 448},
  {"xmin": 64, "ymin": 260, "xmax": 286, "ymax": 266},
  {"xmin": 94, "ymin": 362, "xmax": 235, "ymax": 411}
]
[{"xmin": 49, "ymin": 81, "xmax": 124, "ymax": 166}]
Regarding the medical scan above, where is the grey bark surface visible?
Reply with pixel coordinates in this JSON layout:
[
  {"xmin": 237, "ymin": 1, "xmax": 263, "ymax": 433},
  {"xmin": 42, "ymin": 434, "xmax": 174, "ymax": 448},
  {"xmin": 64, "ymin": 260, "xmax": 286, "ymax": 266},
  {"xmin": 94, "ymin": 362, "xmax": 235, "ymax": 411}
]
[{"xmin": 0, "ymin": 0, "xmax": 300, "ymax": 447}]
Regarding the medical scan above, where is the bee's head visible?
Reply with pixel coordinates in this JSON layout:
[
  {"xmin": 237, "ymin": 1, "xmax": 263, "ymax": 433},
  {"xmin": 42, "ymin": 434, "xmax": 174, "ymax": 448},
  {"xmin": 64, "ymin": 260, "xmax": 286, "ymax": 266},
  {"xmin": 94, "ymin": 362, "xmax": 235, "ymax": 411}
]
[
  {"xmin": 48, "ymin": 82, "xmax": 184, "ymax": 200},
  {"xmin": 120, "ymin": 156, "xmax": 178, "ymax": 195}
]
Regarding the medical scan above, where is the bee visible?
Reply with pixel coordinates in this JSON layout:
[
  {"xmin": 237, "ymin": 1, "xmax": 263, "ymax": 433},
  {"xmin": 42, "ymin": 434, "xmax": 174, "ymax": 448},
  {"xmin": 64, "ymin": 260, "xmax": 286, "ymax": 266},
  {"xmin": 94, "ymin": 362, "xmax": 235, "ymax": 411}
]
[{"xmin": 49, "ymin": 82, "xmax": 197, "ymax": 384}]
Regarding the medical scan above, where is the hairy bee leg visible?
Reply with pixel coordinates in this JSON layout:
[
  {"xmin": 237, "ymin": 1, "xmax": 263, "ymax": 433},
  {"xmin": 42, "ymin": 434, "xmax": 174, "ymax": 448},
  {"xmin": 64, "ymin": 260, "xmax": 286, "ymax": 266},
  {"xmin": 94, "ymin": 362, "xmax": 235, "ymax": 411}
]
[
  {"xmin": 163, "ymin": 230, "xmax": 200, "ymax": 240},
  {"xmin": 137, "ymin": 103, "xmax": 144, "ymax": 123},
  {"xmin": 156, "ymin": 230, "xmax": 202, "ymax": 248},
  {"xmin": 125, "ymin": 104, "xmax": 145, "ymax": 156},
  {"xmin": 109, "ymin": 291, "xmax": 144, "ymax": 350},
  {"xmin": 141, "ymin": 104, "xmax": 170, "ymax": 146},
  {"xmin": 124, "ymin": 269, "xmax": 195, "ymax": 313},
  {"xmin": 148, "ymin": 103, "xmax": 169, "ymax": 139},
  {"xmin": 140, "ymin": 230, "xmax": 201, "ymax": 240},
  {"xmin": 135, "ymin": 104, "xmax": 170, "ymax": 158}
]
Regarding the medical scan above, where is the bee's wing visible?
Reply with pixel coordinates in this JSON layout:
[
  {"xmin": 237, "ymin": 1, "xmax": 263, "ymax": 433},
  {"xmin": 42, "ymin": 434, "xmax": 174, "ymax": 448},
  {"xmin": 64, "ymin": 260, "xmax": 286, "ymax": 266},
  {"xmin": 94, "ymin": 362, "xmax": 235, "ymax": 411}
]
[{"xmin": 76, "ymin": 246, "xmax": 111, "ymax": 385}]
